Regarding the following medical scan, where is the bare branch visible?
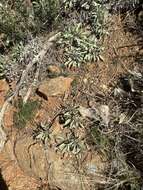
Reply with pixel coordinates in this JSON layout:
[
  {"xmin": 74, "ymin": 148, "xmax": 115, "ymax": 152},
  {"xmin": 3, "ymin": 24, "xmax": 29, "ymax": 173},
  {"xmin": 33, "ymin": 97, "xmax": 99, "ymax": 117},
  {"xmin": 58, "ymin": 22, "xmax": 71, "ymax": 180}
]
[{"xmin": 0, "ymin": 32, "xmax": 60, "ymax": 152}]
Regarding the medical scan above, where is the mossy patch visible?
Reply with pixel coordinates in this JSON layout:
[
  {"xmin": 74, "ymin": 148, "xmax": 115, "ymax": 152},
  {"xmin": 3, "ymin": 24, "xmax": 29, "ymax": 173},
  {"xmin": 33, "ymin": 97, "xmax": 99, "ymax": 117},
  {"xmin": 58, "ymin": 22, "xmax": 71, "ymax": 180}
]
[{"xmin": 14, "ymin": 99, "xmax": 40, "ymax": 129}]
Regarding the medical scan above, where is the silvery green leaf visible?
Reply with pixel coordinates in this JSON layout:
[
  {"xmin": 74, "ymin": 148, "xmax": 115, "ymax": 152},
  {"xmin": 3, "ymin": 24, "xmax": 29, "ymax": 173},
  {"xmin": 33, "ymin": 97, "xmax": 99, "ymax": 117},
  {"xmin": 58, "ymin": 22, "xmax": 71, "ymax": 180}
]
[
  {"xmin": 58, "ymin": 143, "xmax": 67, "ymax": 151},
  {"xmin": 63, "ymin": 119, "xmax": 72, "ymax": 127},
  {"xmin": 36, "ymin": 133, "xmax": 44, "ymax": 140},
  {"xmin": 68, "ymin": 61, "xmax": 74, "ymax": 68},
  {"xmin": 72, "ymin": 145, "xmax": 81, "ymax": 154},
  {"xmin": 119, "ymin": 113, "xmax": 128, "ymax": 124},
  {"xmin": 67, "ymin": 144, "xmax": 72, "ymax": 152}
]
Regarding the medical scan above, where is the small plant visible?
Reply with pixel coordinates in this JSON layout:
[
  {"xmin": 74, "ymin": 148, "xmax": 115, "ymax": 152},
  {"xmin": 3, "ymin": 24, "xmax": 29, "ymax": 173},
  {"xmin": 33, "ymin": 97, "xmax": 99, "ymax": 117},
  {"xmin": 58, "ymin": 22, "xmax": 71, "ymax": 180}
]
[
  {"xmin": 109, "ymin": 0, "xmax": 141, "ymax": 12},
  {"xmin": 61, "ymin": 0, "xmax": 108, "ymax": 37},
  {"xmin": 33, "ymin": 122, "xmax": 51, "ymax": 144},
  {"xmin": 58, "ymin": 0, "xmax": 108, "ymax": 67},
  {"xmin": 62, "ymin": 0, "xmax": 79, "ymax": 10},
  {"xmin": 0, "ymin": 1, "xmax": 31, "ymax": 45},
  {"xmin": 4, "ymin": 37, "xmax": 42, "ymax": 83},
  {"xmin": 32, "ymin": 0, "xmax": 60, "ymax": 29},
  {"xmin": 14, "ymin": 99, "xmax": 39, "ymax": 129},
  {"xmin": 59, "ymin": 106, "xmax": 84, "ymax": 129},
  {"xmin": 89, "ymin": 1, "xmax": 108, "ymax": 37},
  {"xmin": 56, "ymin": 133, "xmax": 84, "ymax": 155},
  {"xmin": 0, "ymin": 55, "xmax": 5, "ymax": 79},
  {"xmin": 0, "ymin": 0, "xmax": 60, "ymax": 47},
  {"xmin": 2, "ymin": 42, "xmax": 25, "ymax": 82},
  {"xmin": 58, "ymin": 24, "xmax": 103, "ymax": 67}
]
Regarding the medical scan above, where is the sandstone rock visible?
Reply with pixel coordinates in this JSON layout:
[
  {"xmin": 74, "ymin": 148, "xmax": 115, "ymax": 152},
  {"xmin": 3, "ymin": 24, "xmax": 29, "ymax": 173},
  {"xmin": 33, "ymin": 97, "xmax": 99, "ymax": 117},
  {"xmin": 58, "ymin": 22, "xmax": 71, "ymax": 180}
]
[
  {"xmin": 47, "ymin": 65, "xmax": 61, "ymax": 76},
  {"xmin": 14, "ymin": 135, "xmax": 48, "ymax": 179},
  {"xmin": 47, "ymin": 150, "xmax": 106, "ymax": 190},
  {"xmin": 47, "ymin": 150, "xmax": 84, "ymax": 190},
  {"xmin": 3, "ymin": 105, "xmax": 15, "ymax": 132},
  {"xmin": 0, "ymin": 142, "xmax": 39, "ymax": 190},
  {"xmin": 13, "ymin": 132, "xmax": 107, "ymax": 190},
  {"xmin": 0, "ymin": 79, "xmax": 9, "ymax": 107},
  {"xmin": 37, "ymin": 76, "xmax": 73, "ymax": 98},
  {"xmin": 4, "ymin": 140, "xmax": 15, "ymax": 161}
]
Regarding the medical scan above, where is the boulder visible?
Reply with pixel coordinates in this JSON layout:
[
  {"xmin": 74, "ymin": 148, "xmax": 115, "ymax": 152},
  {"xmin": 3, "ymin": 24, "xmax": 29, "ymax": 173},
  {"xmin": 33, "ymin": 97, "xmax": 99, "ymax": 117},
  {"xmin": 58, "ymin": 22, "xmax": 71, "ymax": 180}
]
[
  {"xmin": 0, "ymin": 140, "xmax": 39, "ymax": 190},
  {"xmin": 47, "ymin": 150, "xmax": 106, "ymax": 190},
  {"xmin": 13, "ymin": 133, "xmax": 106, "ymax": 190},
  {"xmin": 37, "ymin": 76, "xmax": 73, "ymax": 98},
  {"xmin": 14, "ymin": 135, "xmax": 48, "ymax": 179}
]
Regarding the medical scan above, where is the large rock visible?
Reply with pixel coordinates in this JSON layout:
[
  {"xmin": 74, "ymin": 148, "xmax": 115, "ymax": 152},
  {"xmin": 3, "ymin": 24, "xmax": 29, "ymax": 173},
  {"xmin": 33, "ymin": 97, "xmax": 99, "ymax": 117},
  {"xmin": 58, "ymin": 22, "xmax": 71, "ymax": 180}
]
[
  {"xmin": 47, "ymin": 150, "xmax": 106, "ymax": 190},
  {"xmin": 14, "ymin": 135, "xmax": 48, "ymax": 179},
  {"xmin": 13, "ymin": 132, "xmax": 106, "ymax": 190},
  {"xmin": 0, "ymin": 140, "xmax": 39, "ymax": 190},
  {"xmin": 37, "ymin": 76, "xmax": 73, "ymax": 98}
]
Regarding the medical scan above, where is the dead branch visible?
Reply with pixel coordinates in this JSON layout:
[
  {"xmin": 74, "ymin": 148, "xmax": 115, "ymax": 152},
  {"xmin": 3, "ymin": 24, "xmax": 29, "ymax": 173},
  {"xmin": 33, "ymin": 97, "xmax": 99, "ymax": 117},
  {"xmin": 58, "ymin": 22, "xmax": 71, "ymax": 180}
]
[
  {"xmin": 0, "ymin": 32, "xmax": 60, "ymax": 152},
  {"xmin": 23, "ymin": 61, "xmax": 40, "ymax": 104}
]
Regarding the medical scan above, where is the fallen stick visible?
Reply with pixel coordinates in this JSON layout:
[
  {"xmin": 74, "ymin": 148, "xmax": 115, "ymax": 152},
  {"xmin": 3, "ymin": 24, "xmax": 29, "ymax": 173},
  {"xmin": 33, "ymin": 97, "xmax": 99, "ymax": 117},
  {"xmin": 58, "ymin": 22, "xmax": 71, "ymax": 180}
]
[{"xmin": 0, "ymin": 32, "xmax": 60, "ymax": 152}]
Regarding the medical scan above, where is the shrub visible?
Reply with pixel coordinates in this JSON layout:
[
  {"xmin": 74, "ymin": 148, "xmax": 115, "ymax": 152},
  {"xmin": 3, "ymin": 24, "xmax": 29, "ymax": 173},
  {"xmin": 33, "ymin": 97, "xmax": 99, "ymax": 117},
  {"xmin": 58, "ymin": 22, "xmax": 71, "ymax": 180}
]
[
  {"xmin": 33, "ymin": 122, "xmax": 51, "ymax": 144},
  {"xmin": 32, "ymin": 0, "xmax": 60, "ymax": 30},
  {"xmin": 57, "ymin": 0, "xmax": 108, "ymax": 67},
  {"xmin": 0, "ymin": 0, "xmax": 60, "ymax": 47},
  {"xmin": 58, "ymin": 23, "xmax": 103, "ymax": 67}
]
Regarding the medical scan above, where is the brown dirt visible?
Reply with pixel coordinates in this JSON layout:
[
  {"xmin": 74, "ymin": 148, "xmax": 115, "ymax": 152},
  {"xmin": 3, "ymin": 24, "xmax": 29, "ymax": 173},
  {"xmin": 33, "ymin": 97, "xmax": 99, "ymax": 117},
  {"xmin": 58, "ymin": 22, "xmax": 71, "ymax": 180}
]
[
  {"xmin": 87, "ymin": 16, "xmax": 138, "ymax": 93},
  {"xmin": 64, "ymin": 15, "xmax": 141, "ymax": 109}
]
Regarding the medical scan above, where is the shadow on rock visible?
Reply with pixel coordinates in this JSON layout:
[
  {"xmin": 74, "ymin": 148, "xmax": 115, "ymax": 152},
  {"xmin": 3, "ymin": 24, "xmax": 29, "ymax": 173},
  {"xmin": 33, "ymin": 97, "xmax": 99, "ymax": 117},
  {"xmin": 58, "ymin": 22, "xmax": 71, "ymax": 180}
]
[{"xmin": 0, "ymin": 169, "xmax": 8, "ymax": 190}]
